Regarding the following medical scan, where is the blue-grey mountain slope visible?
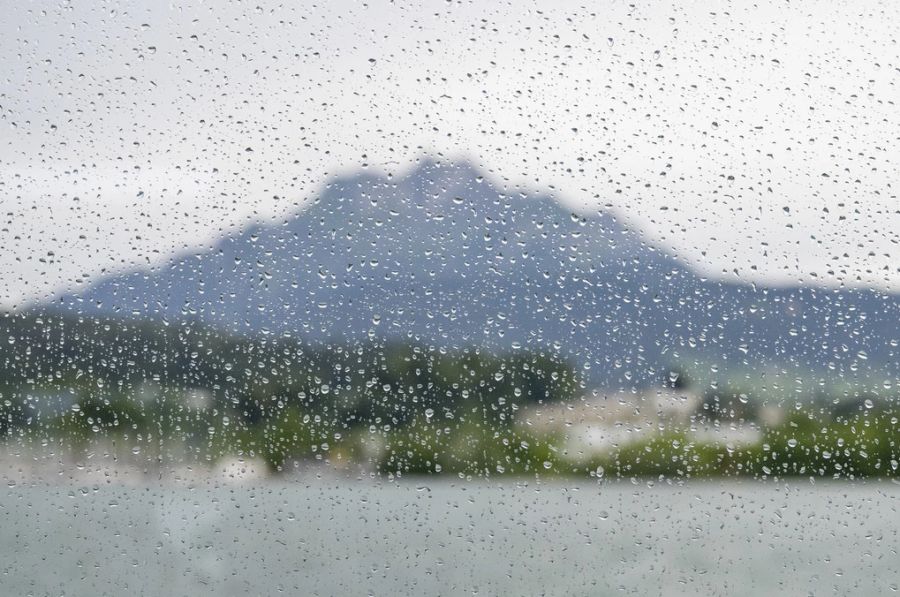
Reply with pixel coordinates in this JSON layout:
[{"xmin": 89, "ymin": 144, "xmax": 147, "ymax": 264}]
[{"xmin": 50, "ymin": 158, "xmax": 900, "ymax": 388}]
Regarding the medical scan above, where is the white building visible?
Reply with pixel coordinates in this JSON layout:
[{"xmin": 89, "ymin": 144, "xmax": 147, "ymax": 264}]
[{"xmin": 520, "ymin": 387, "xmax": 704, "ymax": 459}]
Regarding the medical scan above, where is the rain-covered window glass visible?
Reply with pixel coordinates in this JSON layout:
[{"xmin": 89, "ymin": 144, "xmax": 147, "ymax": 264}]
[{"xmin": 2, "ymin": 1, "xmax": 898, "ymax": 595}]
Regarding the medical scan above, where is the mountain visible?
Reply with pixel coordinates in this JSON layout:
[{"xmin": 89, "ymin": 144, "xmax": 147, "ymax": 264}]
[{"xmin": 47, "ymin": 158, "xmax": 900, "ymax": 389}]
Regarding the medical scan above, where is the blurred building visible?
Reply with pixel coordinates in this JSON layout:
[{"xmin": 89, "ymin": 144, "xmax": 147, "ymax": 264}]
[{"xmin": 521, "ymin": 387, "xmax": 703, "ymax": 458}]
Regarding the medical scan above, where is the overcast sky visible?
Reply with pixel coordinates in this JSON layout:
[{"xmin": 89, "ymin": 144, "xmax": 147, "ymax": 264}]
[{"xmin": 1, "ymin": 0, "xmax": 898, "ymax": 308}]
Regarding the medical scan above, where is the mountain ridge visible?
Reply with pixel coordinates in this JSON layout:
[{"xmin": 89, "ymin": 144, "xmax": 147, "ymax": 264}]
[{"xmin": 43, "ymin": 158, "xmax": 900, "ymax": 388}]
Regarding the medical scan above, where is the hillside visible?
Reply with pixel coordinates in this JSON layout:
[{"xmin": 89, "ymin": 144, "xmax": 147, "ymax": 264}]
[{"xmin": 49, "ymin": 158, "xmax": 900, "ymax": 388}]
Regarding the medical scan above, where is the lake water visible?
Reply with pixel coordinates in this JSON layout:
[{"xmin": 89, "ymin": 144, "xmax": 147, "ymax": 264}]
[{"xmin": 1, "ymin": 479, "xmax": 897, "ymax": 596}]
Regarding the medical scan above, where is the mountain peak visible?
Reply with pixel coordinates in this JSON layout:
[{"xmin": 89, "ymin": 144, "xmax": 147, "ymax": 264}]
[
  {"xmin": 306, "ymin": 155, "xmax": 569, "ymax": 230},
  {"xmin": 46, "ymin": 160, "xmax": 900, "ymax": 389},
  {"xmin": 406, "ymin": 155, "xmax": 485, "ymax": 185}
]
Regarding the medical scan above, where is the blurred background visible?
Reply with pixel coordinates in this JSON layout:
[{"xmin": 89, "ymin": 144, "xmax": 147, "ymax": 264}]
[{"xmin": 1, "ymin": 1, "xmax": 898, "ymax": 595}]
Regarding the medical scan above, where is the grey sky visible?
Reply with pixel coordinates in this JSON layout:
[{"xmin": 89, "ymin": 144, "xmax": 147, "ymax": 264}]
[{"xmin": 1, "ymin": 0, "xmax": 898, "ymax": 308}]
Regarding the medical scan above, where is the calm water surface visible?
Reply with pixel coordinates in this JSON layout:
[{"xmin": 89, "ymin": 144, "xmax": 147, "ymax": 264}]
[{"xmin": 1, "ymin": 480, "xmax": 897, "ymax": 596}]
